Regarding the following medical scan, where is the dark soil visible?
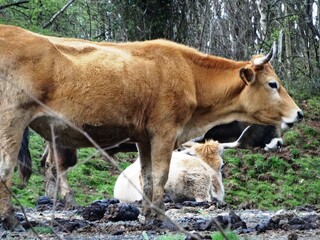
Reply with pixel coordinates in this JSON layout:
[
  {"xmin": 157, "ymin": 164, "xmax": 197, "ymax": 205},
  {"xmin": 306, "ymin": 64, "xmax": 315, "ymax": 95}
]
[{"xmin": 1, "ymin": 199, "xmax": 320, "ymax": 239}]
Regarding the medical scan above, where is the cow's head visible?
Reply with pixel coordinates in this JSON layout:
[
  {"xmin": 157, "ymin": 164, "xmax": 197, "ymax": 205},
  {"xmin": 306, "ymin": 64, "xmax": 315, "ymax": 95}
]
[{"xmin": 239, "ymin": 44, "xmax": 303, "ymax": 129}]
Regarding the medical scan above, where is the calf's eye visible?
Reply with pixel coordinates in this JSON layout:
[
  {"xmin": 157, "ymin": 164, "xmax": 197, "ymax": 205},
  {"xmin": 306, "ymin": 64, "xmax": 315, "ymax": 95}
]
[{"xmin": 268, "ymin": 82, "xmax": 278, "ymax": 89}]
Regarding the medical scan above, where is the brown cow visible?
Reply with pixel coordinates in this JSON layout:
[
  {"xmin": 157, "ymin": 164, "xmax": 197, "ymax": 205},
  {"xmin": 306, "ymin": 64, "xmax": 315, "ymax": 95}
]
[{"xmin": 0, "ymin": 24, "xmax": 303, "ymax": 229}]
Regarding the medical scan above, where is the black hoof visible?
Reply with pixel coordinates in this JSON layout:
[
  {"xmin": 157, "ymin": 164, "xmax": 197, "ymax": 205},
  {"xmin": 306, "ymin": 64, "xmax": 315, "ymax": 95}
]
[{"xmin": 1, "ymin": 214, "xmax": 21, "ymax": 230}]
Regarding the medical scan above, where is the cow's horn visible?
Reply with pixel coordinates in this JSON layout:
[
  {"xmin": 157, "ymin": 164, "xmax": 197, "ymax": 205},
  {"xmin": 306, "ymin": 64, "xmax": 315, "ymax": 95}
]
[
  {"xmin": 220, "ymin": 125, "xmax": 251, "ymax": 148},
  {"xmin": 253, "ymin": 42, "xmax": 276, "ymax": 66}
]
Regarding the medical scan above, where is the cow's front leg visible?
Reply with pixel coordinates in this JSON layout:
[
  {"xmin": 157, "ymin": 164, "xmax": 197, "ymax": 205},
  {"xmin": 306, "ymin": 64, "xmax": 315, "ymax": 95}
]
[
  {"xmin": 149, "ymin": 132, "xmax": 176, "ymax": 221},
  {"xmin": 0, "ymin": 118, "xmax": 27, "ymax": 229},
  {"xmin": 137, "ymin": 142, "xmax": 153, "ymax": 219}
]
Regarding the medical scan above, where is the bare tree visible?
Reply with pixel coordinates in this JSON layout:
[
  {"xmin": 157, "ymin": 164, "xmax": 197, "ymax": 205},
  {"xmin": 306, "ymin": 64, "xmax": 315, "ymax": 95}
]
[{"xmin": 43, "ymin": 0, "xmax": 76, "ymax": 28}]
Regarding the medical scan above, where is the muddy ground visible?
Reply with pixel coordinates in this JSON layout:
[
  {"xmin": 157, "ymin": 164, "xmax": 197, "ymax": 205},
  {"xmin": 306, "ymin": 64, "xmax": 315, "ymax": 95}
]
[{"xmin": 1, "ymin": 199, "xmax": 320, "ymax": 239}]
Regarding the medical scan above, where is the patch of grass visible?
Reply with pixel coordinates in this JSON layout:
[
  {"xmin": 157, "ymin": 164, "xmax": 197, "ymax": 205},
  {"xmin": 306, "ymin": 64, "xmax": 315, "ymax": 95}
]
[
  {"xmin": 211, "ymin": 230, "xmax": 239, "ymax": 240},
  {"xmin": 283, "ymin": 129, "xmax": 300, "ymax": 146},
  {"xmin": 224, "ymin": 136, "xmax": 320, "ymax": 209},
  {"xmin": 32, "ymin": 226, "xmax": 53, "ymax": 234},
  {"xmin": 291, "ymin": 148, "xmax": 301, "ymax": 158},
  {"xmin": 68, "ymin": 157, "xmax": 117, "ymax": 205},
  {"xmin": 12, "ymin": 175, "xmax": 44, "ymax": 207},
  {"xmin": 306, "ymin": 96, "xmax": 320, "ymax": 120}
]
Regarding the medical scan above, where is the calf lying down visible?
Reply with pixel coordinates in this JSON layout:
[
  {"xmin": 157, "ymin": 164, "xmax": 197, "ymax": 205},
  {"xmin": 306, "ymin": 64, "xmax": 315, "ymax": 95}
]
[{"xmin": 114, "ymin": 140, "xmax": 231, "ymax": 203}]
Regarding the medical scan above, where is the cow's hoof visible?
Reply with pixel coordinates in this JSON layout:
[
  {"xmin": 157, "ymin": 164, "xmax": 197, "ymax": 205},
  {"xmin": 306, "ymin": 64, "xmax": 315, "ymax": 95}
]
[
  {"xmin": 1, "ymin": 214, "xmax": 21, "ymax": 230},
  {"xmin": 63, "ymin": 193, "xmax": 77, "ymax": 210}
]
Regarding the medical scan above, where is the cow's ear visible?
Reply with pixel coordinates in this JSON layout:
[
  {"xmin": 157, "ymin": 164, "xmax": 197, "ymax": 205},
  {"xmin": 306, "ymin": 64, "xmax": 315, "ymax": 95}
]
[{"xmin": 240, "ymin": 68, "xmax": 255, "ymax": 85}]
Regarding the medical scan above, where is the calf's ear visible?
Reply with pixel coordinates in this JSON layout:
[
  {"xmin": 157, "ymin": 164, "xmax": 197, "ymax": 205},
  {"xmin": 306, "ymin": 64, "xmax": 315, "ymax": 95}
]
[
  {"xmin": 182, "ymin": 141, "xmax": 197, "ymax": 148},
  {"xmin": 240, "ymin": 68, "xmax": 255, "ymax": 85}
]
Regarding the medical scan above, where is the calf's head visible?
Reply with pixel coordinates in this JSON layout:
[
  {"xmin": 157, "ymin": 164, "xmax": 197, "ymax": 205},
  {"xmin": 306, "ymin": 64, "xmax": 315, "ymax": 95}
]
[{"xmin": 182, "ymin": 140, "xmax": 224, "ymax": 172}]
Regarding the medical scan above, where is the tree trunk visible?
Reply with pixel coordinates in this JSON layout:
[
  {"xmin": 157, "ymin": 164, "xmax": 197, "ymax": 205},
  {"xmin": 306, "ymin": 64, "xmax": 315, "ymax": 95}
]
[
  {"xmin": 256, "ymin": 0, "xmax": 268, "ymax": 41},
  {"xmin": 284, "ymin": 2, "xmax": 292, "ymax": 81}
]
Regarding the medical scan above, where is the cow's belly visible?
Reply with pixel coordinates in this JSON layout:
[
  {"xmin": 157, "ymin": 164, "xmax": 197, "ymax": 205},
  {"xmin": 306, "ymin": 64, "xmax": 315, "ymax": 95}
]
[{"xmin": 29, "ymin": 115, "xmax": 142, "ymax": 148}]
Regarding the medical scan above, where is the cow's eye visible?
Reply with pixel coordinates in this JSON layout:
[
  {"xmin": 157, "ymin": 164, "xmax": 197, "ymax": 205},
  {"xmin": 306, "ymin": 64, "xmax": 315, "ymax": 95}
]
[{"xmin": 268, "ymin": 82, "xmax": 278, "ymax": 89}]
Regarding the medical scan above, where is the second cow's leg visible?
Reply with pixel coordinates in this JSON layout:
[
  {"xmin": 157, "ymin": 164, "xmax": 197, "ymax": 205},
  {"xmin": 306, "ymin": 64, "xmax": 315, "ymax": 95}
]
[
  {"xmin": 57, "ymin": 148, "xmax": 77, "ymax": 208},
  {"xmin": 43, "ymin": 144, "xmax": 77, "ymax": 208},
  {"xmin": 43, "ymin": 144, "xmax": 57, "ymax": 200}
]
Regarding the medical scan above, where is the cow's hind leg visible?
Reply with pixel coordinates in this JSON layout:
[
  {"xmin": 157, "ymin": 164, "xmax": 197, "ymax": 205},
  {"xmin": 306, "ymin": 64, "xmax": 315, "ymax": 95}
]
[{"xmin": 0, "ymin": 115, "xmax": 28, "ymax": 229}]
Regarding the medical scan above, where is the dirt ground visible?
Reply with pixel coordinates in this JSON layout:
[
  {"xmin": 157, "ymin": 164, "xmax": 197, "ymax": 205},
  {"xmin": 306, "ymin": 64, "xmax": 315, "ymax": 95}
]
[{"xmin": 2, "ymin": 200, "xmax": 320, "ymax": 239}]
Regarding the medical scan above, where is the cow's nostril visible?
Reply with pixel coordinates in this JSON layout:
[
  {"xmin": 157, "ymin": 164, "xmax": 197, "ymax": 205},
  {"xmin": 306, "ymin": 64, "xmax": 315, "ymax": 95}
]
[{"xmin": 297, "ymin": 110, "xmax": 304, "ymax": 121}]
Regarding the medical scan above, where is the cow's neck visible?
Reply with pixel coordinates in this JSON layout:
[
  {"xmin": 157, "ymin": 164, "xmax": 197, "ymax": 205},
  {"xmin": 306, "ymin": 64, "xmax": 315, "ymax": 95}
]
[
  {"xmin": 189, "ymin": 55, "xmax": 248, "ymax": 107},
  {"xmin": 178, "ymin": 54, "xmax": 251, "ymax": 143}
]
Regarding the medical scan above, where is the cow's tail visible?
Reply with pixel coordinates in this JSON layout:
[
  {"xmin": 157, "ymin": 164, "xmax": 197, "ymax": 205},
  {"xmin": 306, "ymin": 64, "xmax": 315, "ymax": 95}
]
[
  {"xmin": 220, "ymin": 125, "xmax": 251, "ymax": 148},
  {"xmin": 18, "ymin": 128, "xmax": 32, "ymax": 187}
]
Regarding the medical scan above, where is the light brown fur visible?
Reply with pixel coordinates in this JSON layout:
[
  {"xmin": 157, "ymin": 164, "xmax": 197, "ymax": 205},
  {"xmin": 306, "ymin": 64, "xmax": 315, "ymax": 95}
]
[{"xmin": 0, "ymin": 24, "xmax": 302, "ymax": 228}]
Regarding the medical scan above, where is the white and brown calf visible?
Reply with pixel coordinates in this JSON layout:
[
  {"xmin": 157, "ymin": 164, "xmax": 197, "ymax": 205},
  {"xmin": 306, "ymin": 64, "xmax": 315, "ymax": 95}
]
[{"xmin": 114, "ymin": 140, "xmax": 226, "ymax": 203}]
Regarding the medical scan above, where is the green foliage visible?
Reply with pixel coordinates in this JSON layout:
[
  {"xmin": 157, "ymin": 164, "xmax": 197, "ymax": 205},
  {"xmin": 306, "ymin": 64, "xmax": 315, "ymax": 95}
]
[
  {"xmin": 67, "ymin": 158, "xmax": 117, "ymax": 205},
  {"xmin": 283, "ymin": 130, "xmax": 300, "ymax": 146},
  {"xmin": 211, "ymin": 230, "xmax": 239, "ymax": 240},
  {"xmin": 12, "ymin": 174, "xmax": 44, "ymax": 207},
  {"xmin": 224, "ymin": 147, "xmax": 320, "ymax": 209},
  {"xmin": 32, "ymin": 226, "xmax": 53, "ymax": 234},
  {"xmin": 223, "ymin": 99, "xmax": 320, "ymax": 209},
  {"xmin": 307, "ymin": 96, "xmax": 320, "ymax": 120}
]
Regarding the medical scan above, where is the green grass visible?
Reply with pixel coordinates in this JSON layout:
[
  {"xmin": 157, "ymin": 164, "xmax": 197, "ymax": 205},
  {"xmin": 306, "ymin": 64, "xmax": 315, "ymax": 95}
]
[
  {"xmin": 11, "ymin": 97, "xmax": 320, "ymax": 211},
  {"xmin": 30, "ymin": 226, "xmax": 53, "ymax": 234},
  {"xmin": 223, "ymin": 116, "xmax": 320, "ymax": 209},
  {"xmin": 211, "ymin": 230, "xmax": 239, "ymax": 240}
]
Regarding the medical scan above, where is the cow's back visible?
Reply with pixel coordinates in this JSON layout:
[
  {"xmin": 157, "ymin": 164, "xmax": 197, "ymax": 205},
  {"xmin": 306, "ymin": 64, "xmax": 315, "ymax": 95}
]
[{"xmin": 0, "ymin": 25, "xmax": 196, "ymax": 147}]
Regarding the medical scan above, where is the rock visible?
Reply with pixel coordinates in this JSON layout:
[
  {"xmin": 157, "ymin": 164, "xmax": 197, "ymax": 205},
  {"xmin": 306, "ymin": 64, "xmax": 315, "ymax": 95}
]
[
  {"xmin": 37, "ymin": 196, "xmax": 53, "ymax": 205},
  {"xmin": 81, "ymin": 198, "xmax": 120, "ymax": 221},
  {"xmin": 104, "ymin": 203, "xmax": 140, "ymax": 222},
  {"xmin": 81, "ymin": 202, "xmax": 107, "ymax": 221},
  {"xmin": 36, "ymin": 196, "xmax": 65, "ymax": 211},
  {"xmin": 55, "ymin": 218, "xmax": 88, "ymax": 232},
  {"xmin": 182, "ymin": 201, "xmax": 210, "ymax": 208},
  {"xmin": 287, "ymin": 232, "xmax": 298, "ymax": 240}
]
